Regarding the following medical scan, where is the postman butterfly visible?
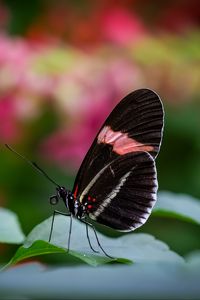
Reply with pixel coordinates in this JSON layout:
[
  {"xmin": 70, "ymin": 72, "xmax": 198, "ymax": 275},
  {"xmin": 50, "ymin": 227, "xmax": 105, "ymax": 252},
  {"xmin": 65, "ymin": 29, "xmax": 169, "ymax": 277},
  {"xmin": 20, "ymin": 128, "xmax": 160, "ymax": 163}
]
[{"xmin": 6, "ymin": 88, "xmax": 164, "ymax": 257}]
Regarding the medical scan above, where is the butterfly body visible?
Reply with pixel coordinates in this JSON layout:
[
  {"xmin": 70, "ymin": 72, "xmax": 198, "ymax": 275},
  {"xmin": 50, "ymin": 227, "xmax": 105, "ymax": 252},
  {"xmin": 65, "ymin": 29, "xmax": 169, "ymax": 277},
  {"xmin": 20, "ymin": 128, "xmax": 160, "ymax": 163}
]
[{"xmin": 54, "ymin": 186, "xmax": 93, "ymax": 220}]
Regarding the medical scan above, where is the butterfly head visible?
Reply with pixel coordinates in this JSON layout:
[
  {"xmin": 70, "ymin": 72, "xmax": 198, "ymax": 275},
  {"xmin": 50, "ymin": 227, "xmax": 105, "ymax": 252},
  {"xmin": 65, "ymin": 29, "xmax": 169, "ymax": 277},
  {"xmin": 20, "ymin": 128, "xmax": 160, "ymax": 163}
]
[{"xmin": 49, "ymin": 187, "xmax": 74, "ymax": 210}]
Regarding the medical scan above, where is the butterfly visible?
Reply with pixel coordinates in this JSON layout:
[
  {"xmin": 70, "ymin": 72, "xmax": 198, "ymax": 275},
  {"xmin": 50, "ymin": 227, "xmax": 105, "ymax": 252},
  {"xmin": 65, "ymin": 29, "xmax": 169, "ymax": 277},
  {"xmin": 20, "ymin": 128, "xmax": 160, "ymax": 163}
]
[
  {"xmin": 6, "ymin": 88, "xmax": 164, "ymax": 257},
  {"xmin": 48, "ymin": 88, "xmax": 164, "ymax": 256}
]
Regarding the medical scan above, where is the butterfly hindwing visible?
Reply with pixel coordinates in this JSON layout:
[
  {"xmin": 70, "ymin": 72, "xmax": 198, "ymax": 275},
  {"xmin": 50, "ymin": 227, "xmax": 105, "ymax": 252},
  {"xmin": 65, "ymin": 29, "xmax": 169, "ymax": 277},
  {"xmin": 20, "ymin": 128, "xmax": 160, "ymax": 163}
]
[
  {"xmin": 80, "ymin": 151, "xmax": 157, "ymax": 231},
  {"xmin": 73, "ymin": 88, "xmax": 164, "ymax": 202}
]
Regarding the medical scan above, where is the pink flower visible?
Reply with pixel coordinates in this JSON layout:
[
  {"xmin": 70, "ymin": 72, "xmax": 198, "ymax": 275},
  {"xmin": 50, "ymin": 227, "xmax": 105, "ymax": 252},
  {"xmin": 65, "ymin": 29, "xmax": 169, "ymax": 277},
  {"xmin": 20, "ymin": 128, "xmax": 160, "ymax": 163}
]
[
  {"xmin": 100, "ymin": 7, "xmax": 147, "ymax": 45},
  {"xmin": 0, "ymin": 35, "xmax": 30, "ymax": 69}
]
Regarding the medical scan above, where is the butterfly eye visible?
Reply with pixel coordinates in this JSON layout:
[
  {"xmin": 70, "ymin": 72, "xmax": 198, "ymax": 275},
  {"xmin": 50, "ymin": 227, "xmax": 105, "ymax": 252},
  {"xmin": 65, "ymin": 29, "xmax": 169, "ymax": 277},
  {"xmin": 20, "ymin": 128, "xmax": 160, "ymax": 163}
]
[{"xmin": 49, "ymin": 195, "xmax": 59, "ymax": 205}]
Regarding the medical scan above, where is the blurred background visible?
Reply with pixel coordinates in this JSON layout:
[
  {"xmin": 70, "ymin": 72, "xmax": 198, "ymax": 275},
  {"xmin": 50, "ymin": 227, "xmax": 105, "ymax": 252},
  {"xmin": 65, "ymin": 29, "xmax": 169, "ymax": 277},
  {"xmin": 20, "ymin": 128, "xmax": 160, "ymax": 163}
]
[{"xmin": 0, "ymin": 0, "xmax": 200, "ymax": 263}]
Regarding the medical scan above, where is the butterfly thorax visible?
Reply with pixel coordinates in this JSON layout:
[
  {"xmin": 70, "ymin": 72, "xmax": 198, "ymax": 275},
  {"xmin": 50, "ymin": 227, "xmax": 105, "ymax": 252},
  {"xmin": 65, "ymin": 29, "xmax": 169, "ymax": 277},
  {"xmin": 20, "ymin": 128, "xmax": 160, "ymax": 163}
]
[{"xmin": 56, "ymin": 187, "xmax": 86, "ymax": 219}]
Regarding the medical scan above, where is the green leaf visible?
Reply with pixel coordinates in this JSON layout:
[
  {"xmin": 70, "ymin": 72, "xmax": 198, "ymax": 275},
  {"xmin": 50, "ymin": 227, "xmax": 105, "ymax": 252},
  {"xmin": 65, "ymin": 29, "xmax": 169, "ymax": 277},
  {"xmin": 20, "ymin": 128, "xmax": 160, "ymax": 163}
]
[
  {"xmin": 154, "ymin": 192, "xmax": 200, "ymax": 225},
  {"xmin": 4, "ymin": 215, "xmax": 183, "ymax": 268},
  {"xmin": 4, "ymin": 240, "xmax": 128, "ymax": 269},
  {"xmin": 0, "ymin": 207, "xmax": 25, "ymax": 244}
]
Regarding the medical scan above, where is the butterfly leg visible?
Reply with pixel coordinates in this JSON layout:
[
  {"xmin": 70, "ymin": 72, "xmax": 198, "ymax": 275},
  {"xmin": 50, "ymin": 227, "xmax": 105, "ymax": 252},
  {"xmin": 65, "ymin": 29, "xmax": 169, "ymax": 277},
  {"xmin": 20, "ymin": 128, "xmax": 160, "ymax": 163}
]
[
  {"xmin": 85, "ymin": 223, "xmax": 99, "ymax": 253},
  {"xmin": 81, "ymin": 219, "xmax": 113, "ymax": 258},
  {"xmin": 49, "ymin": 210, "xmax": 71, "ymax": 245},
  {"xmin": 67, "ymin": 213, "xmax": 73, "ymax": 252}
]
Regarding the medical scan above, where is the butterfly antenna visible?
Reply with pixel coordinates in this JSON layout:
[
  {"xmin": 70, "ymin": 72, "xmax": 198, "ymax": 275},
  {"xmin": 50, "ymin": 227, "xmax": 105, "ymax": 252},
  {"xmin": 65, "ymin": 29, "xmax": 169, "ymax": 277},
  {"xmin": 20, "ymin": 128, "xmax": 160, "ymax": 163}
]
[{"xmin": 5, "ymin": 144, "xmax": 61, "ymax": 188}]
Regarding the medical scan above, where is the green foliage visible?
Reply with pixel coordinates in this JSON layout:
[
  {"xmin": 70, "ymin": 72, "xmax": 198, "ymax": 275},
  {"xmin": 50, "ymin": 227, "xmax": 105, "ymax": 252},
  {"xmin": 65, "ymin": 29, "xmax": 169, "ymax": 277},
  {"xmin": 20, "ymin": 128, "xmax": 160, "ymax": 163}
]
[
  {"xmin": 1, "ymin": 190, "xmax": 200, "ymax": 298},
  {"xmin": 0, "ymin": 208, "xmax": 25, "ymax": 244},
  {"xmin": 3, "ymin": 0, "xmax": 42, "ymax": 35},
  {"xmin": 3, "ymin": 215, "xmax": 184, "ymax": 269},
  {"xmin": 4, "ymin": 240, "xmax": 131, "ymax": 269},
  {"xmin": 158, "ymin": 102, "xmax": 200, "ymax": 198},
  {"xmin": 154, "ymin": 192, "xmax": 200, "ymax": 225}
]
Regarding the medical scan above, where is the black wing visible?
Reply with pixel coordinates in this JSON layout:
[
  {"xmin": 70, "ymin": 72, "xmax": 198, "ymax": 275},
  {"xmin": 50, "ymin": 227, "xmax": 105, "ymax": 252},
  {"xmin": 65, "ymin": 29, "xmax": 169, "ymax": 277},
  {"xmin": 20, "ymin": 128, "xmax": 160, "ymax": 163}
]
[
  {"xmin": 73, "ymin": 88, "xmax": 164, "ymax": 201},
  {"xmin": 83, "ymin": 151, "xmax": 157, "ymax": 231}
]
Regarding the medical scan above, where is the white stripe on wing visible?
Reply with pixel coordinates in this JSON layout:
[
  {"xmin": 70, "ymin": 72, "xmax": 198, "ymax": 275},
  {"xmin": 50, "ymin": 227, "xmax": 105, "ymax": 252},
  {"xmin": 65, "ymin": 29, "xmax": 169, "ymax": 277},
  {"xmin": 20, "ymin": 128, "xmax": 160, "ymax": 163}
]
[
  {"xmin": 79, "ymin": 162, "xmax": 112, "ymax": 203},
  {"xmin": 91, "ymin": 170, "xmax": 132, "ymax": 219}
]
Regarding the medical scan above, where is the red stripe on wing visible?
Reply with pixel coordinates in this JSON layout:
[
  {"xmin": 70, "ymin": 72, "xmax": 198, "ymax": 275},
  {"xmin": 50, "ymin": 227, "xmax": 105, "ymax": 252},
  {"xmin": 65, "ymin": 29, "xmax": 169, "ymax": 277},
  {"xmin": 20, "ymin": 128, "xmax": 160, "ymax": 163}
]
[
  {"xmin": 73, "ymin": 185, "xmax": 79, "ymax": 198},
  {"xmin": 98, "ymin": 126, "xmax": 154, "ymax": 155}
]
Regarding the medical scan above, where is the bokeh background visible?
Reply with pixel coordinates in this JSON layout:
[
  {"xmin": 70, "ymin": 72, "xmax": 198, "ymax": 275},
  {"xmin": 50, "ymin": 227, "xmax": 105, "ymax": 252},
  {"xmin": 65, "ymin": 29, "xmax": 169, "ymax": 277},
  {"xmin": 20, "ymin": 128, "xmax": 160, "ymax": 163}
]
[{"xmin": 0, "ymin": 0, "xmax": 200, "ymax": 264}]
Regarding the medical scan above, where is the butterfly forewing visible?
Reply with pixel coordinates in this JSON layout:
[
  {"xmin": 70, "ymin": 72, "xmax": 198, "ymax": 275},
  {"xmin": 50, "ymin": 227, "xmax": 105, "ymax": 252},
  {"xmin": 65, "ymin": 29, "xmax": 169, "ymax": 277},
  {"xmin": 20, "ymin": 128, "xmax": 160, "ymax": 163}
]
[{"xmin": 73, "ymin": 88, "xmax": 164, "ymax": 204}]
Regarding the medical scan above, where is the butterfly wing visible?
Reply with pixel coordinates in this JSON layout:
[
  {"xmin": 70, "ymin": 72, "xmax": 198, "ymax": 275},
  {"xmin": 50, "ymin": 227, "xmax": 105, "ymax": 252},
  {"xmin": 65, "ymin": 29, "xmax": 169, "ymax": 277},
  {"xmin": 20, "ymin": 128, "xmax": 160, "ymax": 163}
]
[
  {"xmin": 81, "ymin": 151, "xmax": 157, "ymax": 231},
  {"xmin": 73, "ymin": 88, "xmax": 164, "ymax": 202}
]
